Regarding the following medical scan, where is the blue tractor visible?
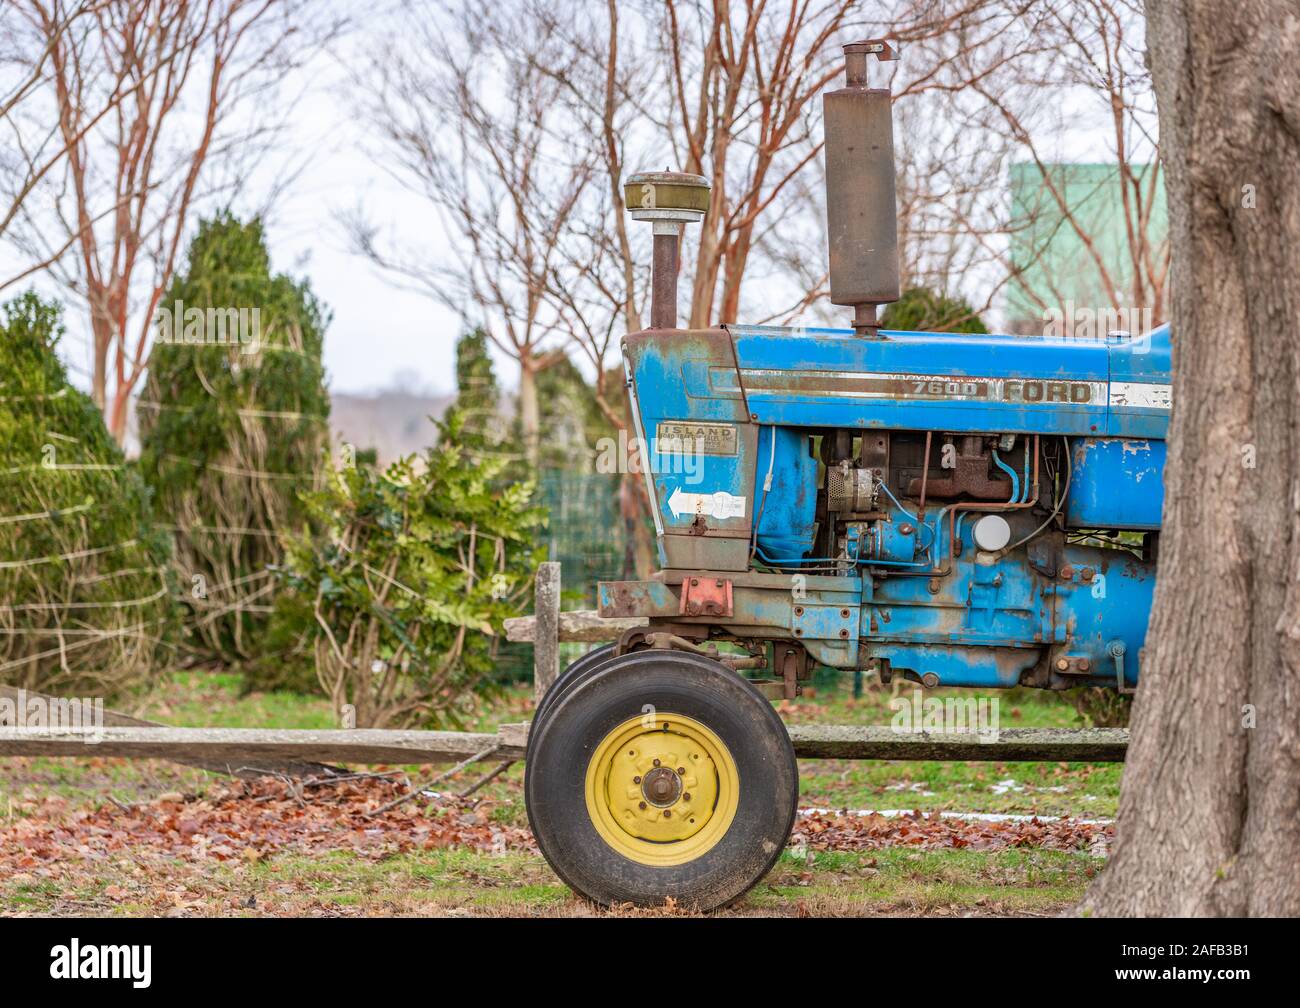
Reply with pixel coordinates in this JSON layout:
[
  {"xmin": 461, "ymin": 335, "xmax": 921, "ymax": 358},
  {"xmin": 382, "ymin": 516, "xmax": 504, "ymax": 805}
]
[{"xmin": 524, "ymin": 40, "xmax": 1167, "ymax": 909}]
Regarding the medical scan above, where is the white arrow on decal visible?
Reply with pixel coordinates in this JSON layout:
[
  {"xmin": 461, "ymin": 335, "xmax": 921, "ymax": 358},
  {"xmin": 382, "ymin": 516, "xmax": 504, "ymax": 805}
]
[{"xmin": 667, "ymin": 487, "xmax": 747, "ymax": 520}]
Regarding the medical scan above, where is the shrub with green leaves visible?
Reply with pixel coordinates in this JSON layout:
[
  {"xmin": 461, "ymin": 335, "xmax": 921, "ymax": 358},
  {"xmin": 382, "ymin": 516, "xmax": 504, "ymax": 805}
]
[
  {"xmin": 276, "ymin": 411, "xmax": 545, "ymax": 728},
  {"xmin": 137, "ymin": 214, "xmax": 329, "ymax": 667},
  {"xmin": 0, "ymin": 293, "xmax": 175, "ymax": 696}
]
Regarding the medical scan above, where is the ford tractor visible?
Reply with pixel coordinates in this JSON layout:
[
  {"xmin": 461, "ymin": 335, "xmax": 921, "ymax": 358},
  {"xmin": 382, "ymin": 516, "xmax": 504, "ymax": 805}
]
[{"xmin": 525, "ymin": 40, "xmax": 1167, "ymax": 910}]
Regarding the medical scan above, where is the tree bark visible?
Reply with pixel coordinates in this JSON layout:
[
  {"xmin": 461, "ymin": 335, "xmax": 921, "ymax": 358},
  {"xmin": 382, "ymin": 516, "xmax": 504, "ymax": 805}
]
[
  {"xmin": 518, "ymin": 355, "xmax": 541, "ymax": 470},
  {"xmin": 1080, "ymin": 0, "xmax": 1300, "ymax": 916}
]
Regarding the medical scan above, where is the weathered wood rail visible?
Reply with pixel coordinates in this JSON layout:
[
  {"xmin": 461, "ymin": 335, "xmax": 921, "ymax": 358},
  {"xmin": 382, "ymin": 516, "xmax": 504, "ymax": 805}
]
[
  {"xmin": 0, "ymin": 723, "xmax": 1127, "ymax": 766},
  {"xmin": 788, "ymin": 725, "xmax": 1127, "ymax": 761},
  {"xmin": 0, "ymin": 684, "xmax": 340, "ymax": 779},
  {"xmin": 503, "ymin": 607, "xmax": 644, "ymax": 643},
  {"xmin": 0, "ymin": 726, "xmax": 526, "ymax": 765}
]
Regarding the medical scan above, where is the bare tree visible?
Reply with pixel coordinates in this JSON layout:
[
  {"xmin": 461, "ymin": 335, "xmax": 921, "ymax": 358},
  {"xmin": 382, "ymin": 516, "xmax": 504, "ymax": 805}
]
[
  {"xmin": 644, "ymin": 0, "xmax": 858, "ymax": 327},
  {"xmin": 640, "ymin": 1, "xmax": 1061, "ymax": 331},
  {"xmin": 346, "ymin": 2, "xmax": 598, "ymax": 470},
  {"xmin": 5, "ymin": 0, "xmax": 321, "ymax": 442},
  {"xmin": 1, "ymin": 1, "xmax": 120, "ymax": 274},
  {"xmin": 758, "ymin": 3, "xmax": 1056, "ymax": 330},
  {"xmin": 521, "ymin": 1, "xmax": 664, "ymax": 574},
  {"xmin": 1079, "ymin": 0, "xmax": 1300, "ymax": 917},
  {"xmin": 924, "ymin": 0, "xmax": 1169, "ymax": 332}
]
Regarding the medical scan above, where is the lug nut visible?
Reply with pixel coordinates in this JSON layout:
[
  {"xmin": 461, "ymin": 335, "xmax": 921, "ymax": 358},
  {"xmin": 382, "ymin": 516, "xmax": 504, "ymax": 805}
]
[
  {"xmin": 682, "ymin": 793, "xmax": 691, "ymax": 801},
  {"xmin": 652, "ymin": 758, "xmax": 660, "ymax": 767},
  {"xmin": 677, "ymin": 767, "xmax": 685, "ymax": 775},
  {"xmin": 638, "ymin": 801, "xmax": 647, "ymax": 810},
  {"xmin": 663, "ymin": 810, "xmax": 671, "ymax": 818},
  {"xmin": 633, "ymin": 775, "xmax": 641, "ymax": 784}
]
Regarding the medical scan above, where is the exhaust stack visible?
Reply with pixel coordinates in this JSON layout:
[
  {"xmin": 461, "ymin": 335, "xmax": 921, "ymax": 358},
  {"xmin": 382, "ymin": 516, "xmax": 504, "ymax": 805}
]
[{"xmin": 823, "ymin": 39, "xmax": 900, "ymax": 337}]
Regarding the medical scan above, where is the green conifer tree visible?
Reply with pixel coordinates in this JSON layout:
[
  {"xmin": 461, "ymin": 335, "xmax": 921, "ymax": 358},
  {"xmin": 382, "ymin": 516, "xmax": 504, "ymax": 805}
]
[
  {"xmin": 0, "ymin": 293, "xmax": 175, "ymax": 696},
  {"xmin": 137, "ymin": 214, "xmax": 329, "ymax": 666},
  {"xmin": 454, "ymin": 328, "xmax": 500, "ymax": 444}
]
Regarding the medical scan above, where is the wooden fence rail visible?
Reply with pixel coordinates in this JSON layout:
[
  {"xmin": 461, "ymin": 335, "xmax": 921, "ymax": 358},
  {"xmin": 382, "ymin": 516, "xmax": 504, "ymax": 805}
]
[{"xmin": 0, "ymin": 724, "xmax": 1127, "ymax": 768}]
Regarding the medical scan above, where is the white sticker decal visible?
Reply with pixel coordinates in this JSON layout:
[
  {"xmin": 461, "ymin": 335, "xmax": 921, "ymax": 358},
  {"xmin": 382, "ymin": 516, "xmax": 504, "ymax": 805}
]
[
  {"xmin": 667, "ymin": 487, "xmax": 747, "ymax": 520},
  {"xmin": 1109, "ymin": 381, "xmax": 1172, "ymax": 409}
]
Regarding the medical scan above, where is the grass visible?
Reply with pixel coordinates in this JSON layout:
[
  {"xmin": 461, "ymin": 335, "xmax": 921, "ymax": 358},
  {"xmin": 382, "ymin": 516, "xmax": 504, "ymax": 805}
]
[
  {"xmin": 0, "ymin": 660, "xmax": 1118, "ymax": 916},
  {"xmin": 786, "ymin": 669, "xmax": 1122, "ymax": 818},
  {"xmin": 137, "ymin": 669, "xmax": 337, "ymax": 729},
  {"xmin": 1, "ymin": 844, "xmax": 1101, "ymax": 918},
  {"xmin": 749, "ymin": 847, "xmax": 1100, "ymax": 916}
]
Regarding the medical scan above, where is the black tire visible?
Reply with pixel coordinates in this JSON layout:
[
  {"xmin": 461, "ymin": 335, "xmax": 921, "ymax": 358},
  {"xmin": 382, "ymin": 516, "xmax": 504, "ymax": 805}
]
[
  {"xmin": 525, "ymin": 650, "xmax": 798, "ymax": 911},
  {"xmin": 528, "ymin": 643, "xmax": 617, "ymax": 762}
]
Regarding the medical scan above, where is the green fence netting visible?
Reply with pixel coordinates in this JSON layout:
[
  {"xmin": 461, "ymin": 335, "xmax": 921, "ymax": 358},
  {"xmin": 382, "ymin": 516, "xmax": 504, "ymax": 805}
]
[{"xmin": 495, "ymin": 470, "xmax": 636, "ymax": 683}]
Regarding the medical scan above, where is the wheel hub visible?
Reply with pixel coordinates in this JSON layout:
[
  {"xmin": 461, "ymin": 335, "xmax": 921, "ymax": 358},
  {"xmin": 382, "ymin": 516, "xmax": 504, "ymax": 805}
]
[
  {"xmin": 585, "ymin": 714, "xmax": 738, "ymax": 863},
  {"xmin": 640, "ymin": 765, "xmax": 682, "ymax": 807}
]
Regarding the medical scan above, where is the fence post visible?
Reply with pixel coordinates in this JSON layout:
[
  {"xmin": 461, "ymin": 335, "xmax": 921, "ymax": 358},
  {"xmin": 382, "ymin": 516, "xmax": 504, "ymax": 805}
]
[{"xmin": 533, "ymin": 562, "xmax": 561, "ymax": 705}]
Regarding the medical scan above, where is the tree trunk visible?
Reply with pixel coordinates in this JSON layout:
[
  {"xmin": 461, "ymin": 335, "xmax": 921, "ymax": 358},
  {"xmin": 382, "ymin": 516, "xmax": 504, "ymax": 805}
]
[
  {"xmin": 518, "ymin": 355, "xmax": 540, "ymax": 470},
  {"xmin": 106, "ymin": 387, "xmax": 130, "ymax": 443},
  {"xmin": 620, "ymin": 467, "xmax": 657, "ymax": 579},
  {"xmin": 89, "ymin": 309, "xmax": 111, "ymax": 414},
  {"xmin": 1080, "ymin": 0, "xmax": 1300, "ymax": 916}
]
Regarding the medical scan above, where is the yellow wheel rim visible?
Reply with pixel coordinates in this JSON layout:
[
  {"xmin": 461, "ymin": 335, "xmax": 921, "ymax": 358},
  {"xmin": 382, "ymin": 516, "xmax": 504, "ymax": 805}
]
[{"xmin": 584, "ymin": 712, "xmax": 739, "ymax": 867}]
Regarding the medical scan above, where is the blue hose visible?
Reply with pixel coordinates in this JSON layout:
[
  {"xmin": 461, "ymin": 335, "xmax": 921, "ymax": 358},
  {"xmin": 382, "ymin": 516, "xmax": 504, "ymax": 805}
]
[{"xmin": 991, "ymin": 450, "xmax": 1020, "ymax": 504}]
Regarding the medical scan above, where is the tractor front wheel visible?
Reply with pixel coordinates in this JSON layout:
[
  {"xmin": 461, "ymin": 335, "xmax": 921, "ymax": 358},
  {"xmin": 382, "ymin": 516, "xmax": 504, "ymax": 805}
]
[{"xmin": 524, "ymin": 650, "xmax": 798, "ymax": 910}]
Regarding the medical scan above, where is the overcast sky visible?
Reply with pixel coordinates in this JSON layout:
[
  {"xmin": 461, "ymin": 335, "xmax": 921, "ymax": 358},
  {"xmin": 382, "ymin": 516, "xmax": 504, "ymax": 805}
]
[
  {"xmin": 5, "ymin": 5, "xmax": 1147, "ymax": 401},
  {"xmin": 5, "ymin": 18, "xmax": 466, "ymax": 400},
  {"xmin": 251, "ymin": 48, "xmax": 463, "ymax": 399}
]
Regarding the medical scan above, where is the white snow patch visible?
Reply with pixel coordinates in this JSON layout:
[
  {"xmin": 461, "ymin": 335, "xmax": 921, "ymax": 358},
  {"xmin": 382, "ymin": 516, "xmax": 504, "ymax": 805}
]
[{"xmin": 798, "ymin": 807, "xmax": 1114, "ymax": 826}]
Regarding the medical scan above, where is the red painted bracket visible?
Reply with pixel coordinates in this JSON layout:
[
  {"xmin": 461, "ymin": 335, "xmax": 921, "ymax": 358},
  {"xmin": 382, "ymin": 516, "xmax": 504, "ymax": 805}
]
[{"xmin": 679, "ymin": 576, "xmax": 733, "ymax": 618}]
